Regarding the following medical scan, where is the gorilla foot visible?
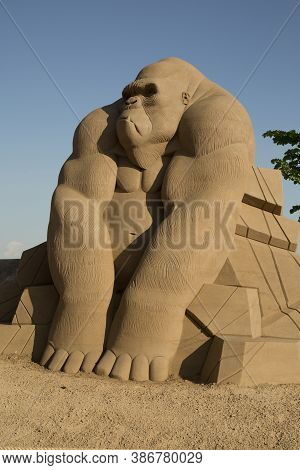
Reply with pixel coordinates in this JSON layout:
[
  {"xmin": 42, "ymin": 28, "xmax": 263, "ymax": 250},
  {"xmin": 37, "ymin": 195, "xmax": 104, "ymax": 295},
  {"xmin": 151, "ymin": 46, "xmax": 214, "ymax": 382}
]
[
  {"xmin": 40, "ymin": 345, "xmax": 103, "ymax": 374},
  {"xmin": 95, "ymin": 299, "xmax": 185, "ymax": 382},
  {"xmin": 40, "ymin": 301, "xmax": 107, "ymax": 374},
  {"xmin": 95, "ymin": 351, "xmax": 170, "ymax": 382}
]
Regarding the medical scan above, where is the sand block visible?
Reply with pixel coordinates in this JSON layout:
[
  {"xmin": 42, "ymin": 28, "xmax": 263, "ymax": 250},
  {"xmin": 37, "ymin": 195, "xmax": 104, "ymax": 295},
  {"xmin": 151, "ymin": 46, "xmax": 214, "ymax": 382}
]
[
  {"xmin": 0, "ymin": 324, "xmax": 50, "ymax": 362},
  {"xmin": 17, "ymin": 243, "xmax": 52, "ymax": 289},
  {"xmin": 242, "ymin": 167, "xmax": 283, "ymax": 215},
  {"xmin": 258, "ymin": 168, "xmax": 283, "ymax": 213},
  {"xmin": 0, "ymin": 279, "xmax": 22, "ymax": 323},
  {"xmin": 12, "ymin": 285, "xmax": 59, "ymax": 325},
  {"xmin": 248, "ymin": 239, "xmax": 288, "ymax": 310},
  {"xmin": 12, "ymin": 301, "xmax": 31, "ymax": 325},
  {"xmin": 187, "ymin": 284, "xmax": 261, "ymax": 339},
  {"xmin": 213, "ymin": 258, "xmax": 241, "ymax": 287},
  {"xmin": 291, "ymin": 251, "xmax": 300, "ymax": 267},
  {"xmin": 263, "ymin": 211, "xmax": 289, "ymax": 250},
  {"xmin": 216, "ymin": 237, "xmax": 300, "ymax": 335},
  {"xmin": 0, "ymin": 259, "xmax": 19, "ymax": 283},
  {"xmin": 242, "ymin": 167, "xmax": 266, "ymax": 210},
  {"xmin": 262, "ymin": 314, "xmax": 300, "ymax": 340},
  {"xmin": 20, "ymin": 325, "xmax": 50, "ymax": 362},
  {"xmin": 201, "ymin": 336, "xmax": 300, "ymax": 385},
  {"xmin": 238, "ymin": 203, "xmax": 270, "ymax": 244},
  {"xmin": 274, "ymin": 215, "xmax": 299, "ymax": 252},
  {"xmin": 247, "ymin": 240, "xmax": 300, "ymax": 336},
  {"xmin": 172, "ymin": 315, "xmax": 211, "ymax": 378},
  {"xmin": 0, "ymin": 324, "xmax": 20, "ymax": 354},
  {"xmin": 235, "ymin": 203, "xmax": 295, "ymax": 251},
  {"xmin": 270, "ymin": 246, "xmax": 300, "ymax": 308},
  {"xmin": 216, "ymin": 236, "xmax": 282, "ymax": 319},
  {"xmin": 187, "ymin": 284, "xmax": 236, "ymax": 330},
  {"xmin": 2, "ymin": 325, "xmax": 35, "ymax": 355},
  {"xmin": 213, "ymin": 287, "xmax": 261, "ymax": 338},
  {"xmin": 235, "ymin": 216, "xmax": 248, "ymax": 237},
  {"xmin": 254, "ymin": 168, "xmax": 278, "ymax": 213}
]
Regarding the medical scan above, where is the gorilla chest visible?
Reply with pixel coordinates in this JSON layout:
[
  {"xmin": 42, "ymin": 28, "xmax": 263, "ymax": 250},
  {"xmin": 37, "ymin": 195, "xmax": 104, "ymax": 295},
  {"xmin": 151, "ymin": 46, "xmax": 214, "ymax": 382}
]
[{"xmin": 116, "ymin": 155, "xmax": 171, "ymax": 193}]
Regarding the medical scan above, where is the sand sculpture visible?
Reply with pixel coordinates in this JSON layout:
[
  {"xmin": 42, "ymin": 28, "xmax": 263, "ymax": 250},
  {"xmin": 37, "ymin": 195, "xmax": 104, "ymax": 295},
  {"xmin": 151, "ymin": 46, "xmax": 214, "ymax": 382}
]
[{"xmin": 0, "ymin": 58, "xmax": 299, "ymax": 385}]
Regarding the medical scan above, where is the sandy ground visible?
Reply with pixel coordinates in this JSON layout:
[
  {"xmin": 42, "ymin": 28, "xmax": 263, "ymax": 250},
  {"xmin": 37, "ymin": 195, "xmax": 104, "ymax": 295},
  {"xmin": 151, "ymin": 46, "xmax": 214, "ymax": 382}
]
[{"xmin": 0, "ymin": 356, "xmax": 299, "ymax": 450}]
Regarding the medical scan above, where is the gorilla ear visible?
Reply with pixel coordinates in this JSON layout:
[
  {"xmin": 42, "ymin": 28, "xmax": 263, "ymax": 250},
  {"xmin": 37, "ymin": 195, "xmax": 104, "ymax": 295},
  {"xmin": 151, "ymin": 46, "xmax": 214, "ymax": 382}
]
[{"xmin": 182, "ymin": 92, "xmax": 190, "ymax": 105}]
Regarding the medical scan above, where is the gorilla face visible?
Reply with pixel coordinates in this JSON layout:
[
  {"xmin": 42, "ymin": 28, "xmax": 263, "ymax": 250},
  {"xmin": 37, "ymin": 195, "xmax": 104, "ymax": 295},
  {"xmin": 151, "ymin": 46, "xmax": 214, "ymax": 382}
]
[{"xmin": 116, "ymin": 77, "xmax": 188, "ymax": 169}]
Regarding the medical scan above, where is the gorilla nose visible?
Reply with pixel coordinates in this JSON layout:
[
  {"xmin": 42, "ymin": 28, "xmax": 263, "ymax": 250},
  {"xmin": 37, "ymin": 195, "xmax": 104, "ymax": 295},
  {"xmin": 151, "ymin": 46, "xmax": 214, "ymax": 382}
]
[{"xmin": 125, "ymin": 97, "xmax": 138, "ymax": 105}]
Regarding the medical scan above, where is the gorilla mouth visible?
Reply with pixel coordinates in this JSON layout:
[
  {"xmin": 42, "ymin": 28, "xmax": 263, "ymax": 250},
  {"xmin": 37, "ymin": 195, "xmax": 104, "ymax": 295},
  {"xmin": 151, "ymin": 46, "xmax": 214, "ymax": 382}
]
[
  {"xmin": 119, "ymin": 116, "xmax": 143, "ymax": 136},
  {"xmin": 117, "ymin": 109, "xmax": 152, "ymax": 144}
]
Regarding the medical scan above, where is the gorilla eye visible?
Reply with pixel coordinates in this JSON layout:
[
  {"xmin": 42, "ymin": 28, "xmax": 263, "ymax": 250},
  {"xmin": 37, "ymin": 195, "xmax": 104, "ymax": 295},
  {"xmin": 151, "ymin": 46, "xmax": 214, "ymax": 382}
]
[
  {"xmin": 144, "ymin": 83, "xmax": 157, "ymax": 97},
  {"xmin": 122, "ymin": 89, "xmax": 130, "ymax": 100}
]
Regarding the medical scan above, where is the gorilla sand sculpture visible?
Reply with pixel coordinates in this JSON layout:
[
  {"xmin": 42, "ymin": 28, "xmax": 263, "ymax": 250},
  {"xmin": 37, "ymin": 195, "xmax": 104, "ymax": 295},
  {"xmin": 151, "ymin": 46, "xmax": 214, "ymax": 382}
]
[{"xmin": 0, "ymin": 58, "xmax": 300, "ymax": 385}]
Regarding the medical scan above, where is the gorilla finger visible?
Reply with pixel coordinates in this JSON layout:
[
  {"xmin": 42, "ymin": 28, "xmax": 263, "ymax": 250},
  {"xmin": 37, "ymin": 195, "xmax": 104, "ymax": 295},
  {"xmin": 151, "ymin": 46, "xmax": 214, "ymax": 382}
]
[
  {"xmin": 149, "ymin": 357, "xmax": 169, "ymax": 382},
  {"xmin": 40, "ymin": 344, "xmax": 55, "ymax": 366},
  {"xmin": 48, "ymin": 349, "xmax": 69, "ymax": 372},
  {"xmin": 130, "ymin": 354, "xmax": 149, "ymax": 382},
  {"xmin": 81, "ymin": 351, "xmax": 102, "ymax": 373},
  {"xmin": 63, "ymin": 351, "xmax": 85, "ymax": 374},
  {"xmin": 95, "ymin": 350, "xmax": 116, "ymax": 376},
  {"xmin": 110, "ymin": 353, "xmax": 131, "ymax": 381}
]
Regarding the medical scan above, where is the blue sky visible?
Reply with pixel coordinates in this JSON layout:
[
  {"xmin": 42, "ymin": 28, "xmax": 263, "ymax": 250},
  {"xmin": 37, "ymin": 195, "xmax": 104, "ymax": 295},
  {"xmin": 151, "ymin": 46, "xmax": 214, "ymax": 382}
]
[{"xmin": 0, "ymin": 0, "xmax": 299, "ymax": 258}]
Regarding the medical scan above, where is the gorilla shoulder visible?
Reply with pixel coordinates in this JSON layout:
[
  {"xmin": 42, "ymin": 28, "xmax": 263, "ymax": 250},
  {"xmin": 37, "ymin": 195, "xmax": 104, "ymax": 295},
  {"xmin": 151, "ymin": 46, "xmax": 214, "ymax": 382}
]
[
  {"xmin": 73, "ymin": 101, "xmax": 121, "ymax": 157},
  {"xmin": 179, "ymin": 90, "xmax": 253, "ymax": 156}
]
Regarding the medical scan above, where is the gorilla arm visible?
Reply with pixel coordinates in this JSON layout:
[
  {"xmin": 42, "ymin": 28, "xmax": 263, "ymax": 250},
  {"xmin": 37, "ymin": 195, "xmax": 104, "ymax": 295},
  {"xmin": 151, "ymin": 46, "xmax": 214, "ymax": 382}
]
[
  {"xmin": 125, "ymin": 94, "xmax": 254, "ymax": 310},
  {"xmin": 41, "ymin": 109, "xmax": 118, "ymax": 372},
  {"xmin": 125, "ymin": 142, "xmax": 251, "ymax": 311}
]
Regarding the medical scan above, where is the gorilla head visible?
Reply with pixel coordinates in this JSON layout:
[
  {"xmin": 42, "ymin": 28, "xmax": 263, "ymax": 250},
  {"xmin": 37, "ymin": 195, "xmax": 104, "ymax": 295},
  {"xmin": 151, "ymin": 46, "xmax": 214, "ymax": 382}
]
[{"xmin": 116, "ymin": 57, "xmax": 203, "ymax": 169}]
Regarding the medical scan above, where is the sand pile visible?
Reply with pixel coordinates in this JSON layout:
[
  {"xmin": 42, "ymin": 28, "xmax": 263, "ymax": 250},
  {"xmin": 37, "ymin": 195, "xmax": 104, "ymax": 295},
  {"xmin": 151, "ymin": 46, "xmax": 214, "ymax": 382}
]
[{"xmin": 0, "ymin": 356, "xmax": 299, "ymax": 450}]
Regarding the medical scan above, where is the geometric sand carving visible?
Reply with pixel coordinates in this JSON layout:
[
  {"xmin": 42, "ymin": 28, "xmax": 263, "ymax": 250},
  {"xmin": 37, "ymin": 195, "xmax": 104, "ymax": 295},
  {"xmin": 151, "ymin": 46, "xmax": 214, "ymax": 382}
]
[
  {"xmin": 242, "ymin": 167, "xmax": 283, "ymax": 215},
  {"xmin": 200, "ymin": 337, "xmax": 300, "ymax": 386},
  {"xmin": 12, "ymin": 285, "xmax": 58, "ymax": 326},
  {"xmin": 0, "ymin": 324, "xmax": 50, "ymax": 362},
  {"xmin": 0, "ymin": 279, "xmax": 22, "ymax": 323},
  {"xmin": 16, "ymin": 242, "xmax": 52, "ymax": 289},
  {"xmin": 187, "ymin": 285, "xmax": 262, "ymax": 339},
  {"xmin": 236, "ymin": 203, "xmax": 299, "ymax": 251},
  {"xmin": 0, "ymin": 285, "xmax": 58, "ymax": 361},
  {"xmin": 0, "ymin": 167, "xmax": 299, "ymax": 384}
]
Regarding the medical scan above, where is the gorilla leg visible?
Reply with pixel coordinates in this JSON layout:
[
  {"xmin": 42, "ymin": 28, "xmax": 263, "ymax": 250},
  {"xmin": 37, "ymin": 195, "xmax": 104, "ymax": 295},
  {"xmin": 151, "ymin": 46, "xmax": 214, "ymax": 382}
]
[
  {"xmin": 96, "ymin": 145, "xmax": 250, "ymax": 381},
  {"xmin": 41, "ymin": 151, "xmax": 117, "ymax": 373}
]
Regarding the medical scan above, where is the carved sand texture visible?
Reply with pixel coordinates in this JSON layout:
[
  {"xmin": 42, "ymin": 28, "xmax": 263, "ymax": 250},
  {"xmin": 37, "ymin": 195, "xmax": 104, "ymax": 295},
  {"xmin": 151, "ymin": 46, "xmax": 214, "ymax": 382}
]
[
  {"xmin": 16, "ymin": 243, "xmax": 52, "ymax": 289},
  {"xmin": 0, "ymin": 57, "xmax": 299, "ymax": 384},
  {"xmin": 242, "ymin": 167, "xmax": 283, "ymax": 215},
  {"xmin": 201, "ymin": 337, "xmax": 300, "ymax": 385},
  {"xmin": 0, "ymin": 279, "xmax": 22, "ymax": 323},
  {"xmin": 235, "ymin": 203, "xmax": 299, "ymax": 251}
]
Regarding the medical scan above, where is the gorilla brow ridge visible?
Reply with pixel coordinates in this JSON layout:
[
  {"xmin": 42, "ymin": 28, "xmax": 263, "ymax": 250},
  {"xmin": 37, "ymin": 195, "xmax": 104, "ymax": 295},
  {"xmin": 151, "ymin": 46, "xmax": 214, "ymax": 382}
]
[{"xmin": 122, "ymin": 80, "xmax": 158, "ymax": 99}]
